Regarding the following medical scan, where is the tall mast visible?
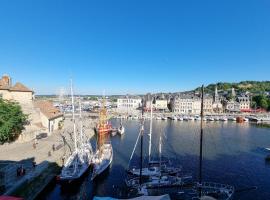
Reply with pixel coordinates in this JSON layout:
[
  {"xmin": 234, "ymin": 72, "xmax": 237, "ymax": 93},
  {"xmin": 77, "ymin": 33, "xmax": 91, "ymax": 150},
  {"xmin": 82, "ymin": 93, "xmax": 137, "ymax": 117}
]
[
  {"xmin": 140, "ymin": 99, "xmax": 145, "ymax": 185},
  {"xmin": 199, "ymin": 85, "xmax": 204, "ymax": 197},
  {"xmin": 71, "ymin": 79, "xmax": 77, "ymax": 152},
  {"xmin": 148, "ymin": 98, "xmax": 153, "ymax": 163},
  {"xmin": 79, "ymin": 97, "xmax": 83, "ymax": 146},
  {"xmin": 159, "ymin": 135, "xmax": 162, "ymax": 169},
  {"xmin": 98, "ymin": 91, "xmax": 107, "ymax": 151}
]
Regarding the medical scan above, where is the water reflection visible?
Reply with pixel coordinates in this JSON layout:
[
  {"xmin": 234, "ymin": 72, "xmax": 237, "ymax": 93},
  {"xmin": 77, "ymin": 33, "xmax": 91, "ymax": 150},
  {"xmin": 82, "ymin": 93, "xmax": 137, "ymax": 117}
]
[{"xmin": 43, "ymin": 119, "xmax": 270, "ymax": 200}]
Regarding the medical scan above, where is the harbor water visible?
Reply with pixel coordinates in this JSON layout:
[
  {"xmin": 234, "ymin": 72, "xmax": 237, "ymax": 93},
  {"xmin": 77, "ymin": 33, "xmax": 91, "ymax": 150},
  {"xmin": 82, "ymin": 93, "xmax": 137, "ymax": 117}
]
[{"xmin": 41, "ymin": 119, "xmax": 270, "ymax": 200}]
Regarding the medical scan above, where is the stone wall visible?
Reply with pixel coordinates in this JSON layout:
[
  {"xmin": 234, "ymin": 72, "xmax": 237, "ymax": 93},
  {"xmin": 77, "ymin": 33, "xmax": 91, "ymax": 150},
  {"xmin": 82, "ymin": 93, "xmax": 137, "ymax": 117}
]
[
  {"xmin": 0, "ymin": 90, "xmax": 12, "ymax": 100},
  {"xmin": 10, "ymin": 91, "xmax": 33, "ymax": 104},
  {"xmin": 39, "ymin": 112, "xmax": 49, "ymax": 130},
  {"xmin": 49, "ymin": 116, "xmax": 63, "ymax": 133}
]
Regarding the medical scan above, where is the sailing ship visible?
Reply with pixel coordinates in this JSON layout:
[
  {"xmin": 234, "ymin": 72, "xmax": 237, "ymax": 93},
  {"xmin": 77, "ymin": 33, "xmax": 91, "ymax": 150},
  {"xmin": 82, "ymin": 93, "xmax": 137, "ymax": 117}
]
[
  {"xmin": 58, "ymin": 80, "xmax": 93, "ymax": 184},
  {"xmin": 180, "ymin": 85, "xmax": 235, "ymax": 200},
  {"xmin": 127, "ymin": 86, "xmax": 235, "ymax": 199},
  {"xmin": 126, "ymin": 123, "xmax": 192, "ymax": 196},
  {"xmin": 125, "ymin": 100, "xmax": 191, "ymax": 196},
  {"xmin": 91, "ymin": 96, "xmax": 113, "ymax": 180},
  {"xmin": 127, "ymin": 100, "xmax": 182, "ymax": 178}
]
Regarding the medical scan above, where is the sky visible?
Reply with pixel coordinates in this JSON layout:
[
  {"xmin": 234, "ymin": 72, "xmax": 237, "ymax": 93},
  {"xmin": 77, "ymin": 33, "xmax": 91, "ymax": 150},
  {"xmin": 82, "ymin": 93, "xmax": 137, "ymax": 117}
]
[{"xmin": 0, "ymin": 0, "xmax": 270, "ymax": 95}]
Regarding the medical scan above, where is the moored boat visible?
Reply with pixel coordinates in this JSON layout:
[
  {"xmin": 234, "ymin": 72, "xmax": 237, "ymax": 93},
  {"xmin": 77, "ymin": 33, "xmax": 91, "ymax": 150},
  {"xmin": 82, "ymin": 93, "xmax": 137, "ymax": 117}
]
[
  {"xmin": 117, "ymin": 119, "xmax": 125, "ymax": 135},
  {"xmin": 91, "ymin": 96, "xmax": 113, "ymax": 180},
  {"xmin": 58, "ymin": 81, "xmax": 93, "ymax": 184},
  {"xmin": 91, "ymin": 143, "xmax": 113, "ymax": 180}
]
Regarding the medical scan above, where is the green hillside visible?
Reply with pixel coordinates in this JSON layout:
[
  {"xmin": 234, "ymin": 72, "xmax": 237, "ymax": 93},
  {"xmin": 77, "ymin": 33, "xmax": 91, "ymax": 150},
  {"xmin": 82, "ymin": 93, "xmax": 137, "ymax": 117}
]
[{"xmin": 195, "ymin": 81, "xmax": 270, "ymax": 94}]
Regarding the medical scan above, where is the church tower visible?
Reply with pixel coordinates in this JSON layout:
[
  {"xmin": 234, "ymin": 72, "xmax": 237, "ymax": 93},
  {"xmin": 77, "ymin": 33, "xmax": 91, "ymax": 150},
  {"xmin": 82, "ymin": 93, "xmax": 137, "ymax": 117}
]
[{"xmin": 214, "ymin": 85, "xmax": 219, "ymax": 103}]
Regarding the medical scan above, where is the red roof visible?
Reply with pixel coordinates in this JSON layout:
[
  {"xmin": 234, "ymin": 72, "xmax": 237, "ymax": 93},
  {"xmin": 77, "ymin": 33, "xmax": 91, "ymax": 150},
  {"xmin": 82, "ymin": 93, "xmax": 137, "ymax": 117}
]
[
  {"xmin": 34, "ymin": 100, "xmax": 63, "ymax": 120},
  {"xmin": 10, "ymin": 82, "xmax": 32, "ymax": 92}
]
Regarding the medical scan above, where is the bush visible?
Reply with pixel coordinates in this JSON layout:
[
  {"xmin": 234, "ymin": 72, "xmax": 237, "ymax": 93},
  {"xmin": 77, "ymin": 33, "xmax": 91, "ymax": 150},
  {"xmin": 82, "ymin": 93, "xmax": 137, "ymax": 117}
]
[{"xmin": 0, "ymin": 99, "xmax": 27, "ymax": 143}]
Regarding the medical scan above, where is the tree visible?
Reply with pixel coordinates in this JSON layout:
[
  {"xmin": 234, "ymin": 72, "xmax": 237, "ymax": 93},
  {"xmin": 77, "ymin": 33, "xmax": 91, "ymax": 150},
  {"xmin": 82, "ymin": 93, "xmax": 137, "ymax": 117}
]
[
  {"xmin": 111, "ymin": 98, "xmax": 117, "ymax": 103},
  {"xmin": 88, "ymin": 96, "xmax": 98, "ymax": 101},
  {"xmin": 0, "ymin": 99, "xmax": 27, "ymax": 143},
  {"xmin": 252, "ymin": 95, "xmax": 270, "ymax": 111},
  {"xmin": 260, "ymin": 98, "xmax": 269, "ymax": 110}
]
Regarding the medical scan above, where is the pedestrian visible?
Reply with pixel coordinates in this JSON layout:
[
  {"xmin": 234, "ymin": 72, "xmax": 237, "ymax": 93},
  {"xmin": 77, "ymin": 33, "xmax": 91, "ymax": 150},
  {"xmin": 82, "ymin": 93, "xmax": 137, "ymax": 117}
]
[
  {"xmin": 48, "ymin": 151, "xmax": 51, "ymax": 157},
  {"xmin": 52, "ymin": 144, "xmax": 56, "ymax": 151}
]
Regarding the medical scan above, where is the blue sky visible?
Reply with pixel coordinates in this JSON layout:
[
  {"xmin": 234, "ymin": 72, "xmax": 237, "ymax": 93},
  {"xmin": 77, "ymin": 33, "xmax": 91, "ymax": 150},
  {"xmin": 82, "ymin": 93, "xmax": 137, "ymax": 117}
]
[{"xmin": 0, "ymin": 0, "xmax": 270, "ymax": 95}]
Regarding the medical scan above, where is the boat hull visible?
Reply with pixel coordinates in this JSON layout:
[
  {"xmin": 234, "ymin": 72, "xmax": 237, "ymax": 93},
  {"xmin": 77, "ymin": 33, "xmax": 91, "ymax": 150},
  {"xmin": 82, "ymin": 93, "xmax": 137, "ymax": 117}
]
[
  {"xmin": 57, "ymin": 165, "xmax": 91, "ymax": 185},
  {"xmin": 91, "ymin": 144, "xmax": 113, "ymax": 180}
]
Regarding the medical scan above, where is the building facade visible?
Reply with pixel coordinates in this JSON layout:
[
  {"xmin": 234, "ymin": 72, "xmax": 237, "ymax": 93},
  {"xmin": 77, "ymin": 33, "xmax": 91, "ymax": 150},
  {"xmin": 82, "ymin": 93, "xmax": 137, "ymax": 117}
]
[
  {"xmin": 204, "ymin": 96, "xmax": 213, "ymax": 113},
  {"xmin": 117, "ymin": 95, "xmax": 142, "ymax": 110},
  {"xmin": 0, "ymin": 74, "xmax": 34, "ymax": 104},
  {"xmin": 172, "ymin": 95, "xmax": 201, "ymax": 114},
  {"xmin": 154, "ymin": 99, "xmax": 168, "ymax": 111},
  {"xmin": 237, "ymin": 96, "xmax": 250, "ymax": 111},
  {"xmin": 34, "ymin": 100, "xmax": 64, "ymax": 133},
  {"xmin": 225, "ymin": 100, "xmax": 240, "ymax": 112}
]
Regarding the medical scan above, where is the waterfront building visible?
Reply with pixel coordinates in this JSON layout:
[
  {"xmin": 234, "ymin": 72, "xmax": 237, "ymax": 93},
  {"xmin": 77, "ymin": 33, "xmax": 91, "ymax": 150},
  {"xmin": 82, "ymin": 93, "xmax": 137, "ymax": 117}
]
[
  {"xmin": 117, "ymin": 95, "xmax": 142, "ymax": 111},
  {"xmin": 171, "ymin": 93, "xmax": 214, "ymax": 114},
  {"xmin": 172, "ymin": 94, "xmax": 201, "ymax": 114},
  {"xmin": 34, "ymin": 100, "xmax": 64, "ymax": 133},
  {"xmin": 224, "ymin": 88, "xmax": 250, "ymax": 112},
  {"xmin": 203, "ymin": 95, "xmax": 213, "ymax": 114},
  {"xmin": 0, "ymin": 74, "xmax": 34, "ymax": 104},
  {"xmin": 225, "ymin": 100, "xmax": 240, "ymax": 112},
  {"xmin": 153, "ymin": 94, "xmax": 169, "ymax": 111},
  {"xmin": 237, "ymin": 95, "xmax": 250, "ymax": 111},
  {"xmin": 144, "ymin": 93, "xmax": 153, "ymax": 111}
]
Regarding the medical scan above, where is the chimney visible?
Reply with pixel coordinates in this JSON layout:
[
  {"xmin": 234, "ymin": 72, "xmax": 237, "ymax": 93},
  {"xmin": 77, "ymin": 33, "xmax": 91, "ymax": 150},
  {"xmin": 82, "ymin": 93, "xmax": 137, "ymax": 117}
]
[{"xmin": 1, "ymin": 74, "xmax": 12, "ymax": 87}]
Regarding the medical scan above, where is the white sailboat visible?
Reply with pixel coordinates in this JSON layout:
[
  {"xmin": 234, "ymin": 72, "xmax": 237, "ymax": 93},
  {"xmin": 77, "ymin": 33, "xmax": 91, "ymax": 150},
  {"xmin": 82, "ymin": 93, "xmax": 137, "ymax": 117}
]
[
  {"xmin": 58, "ymin": 80, "xmax": 93, "ymax": 183},
  {"xmin": 127, "ymin": 133, "xmax": 192, "ymax": 195},
  {"xmin": 91, "ymin": 96, "xmax": 113, "ymax": 180},
  {"xmin": 91, "ymin": 142, "xmax": 113, "ymax": 180},
  {"xmin": 127, "ymin": 100, "xmax": 181, "ymax": 177},
  {"xmin": 134, "ymin": 86, "xmax": 235, "ymax": 199},
  {"xmin": 117, "ymin": 119, "xmax": 125, "ymax": 135}
]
